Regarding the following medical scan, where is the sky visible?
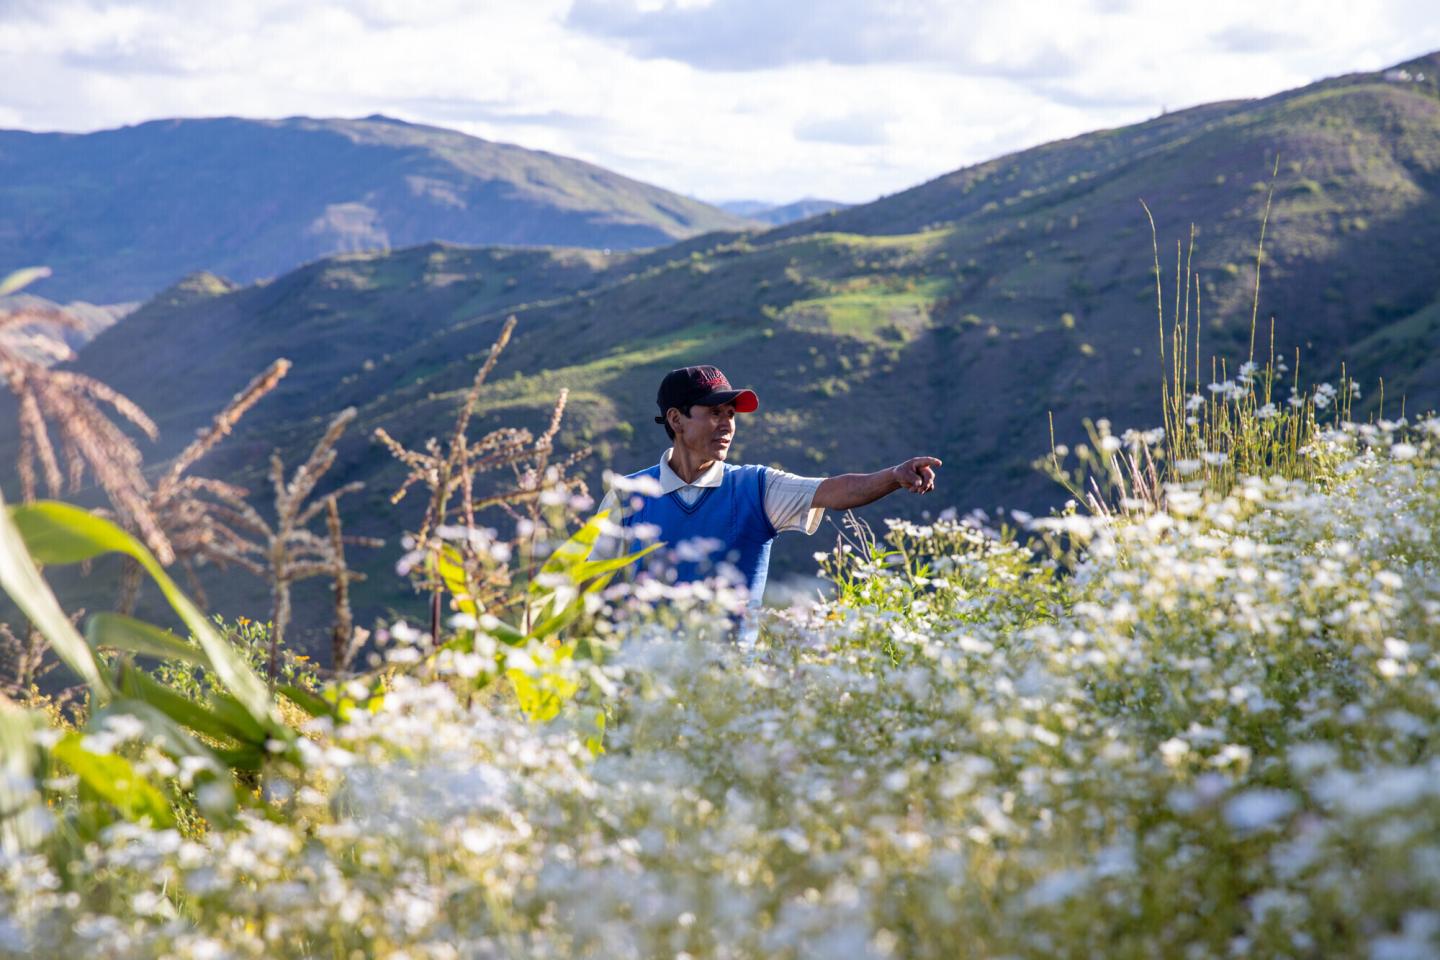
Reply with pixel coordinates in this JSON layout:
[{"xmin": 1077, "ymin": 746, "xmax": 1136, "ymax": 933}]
[{"xmin": 2, "ymin": 0, "xmax": 1439, "ymax": 205}]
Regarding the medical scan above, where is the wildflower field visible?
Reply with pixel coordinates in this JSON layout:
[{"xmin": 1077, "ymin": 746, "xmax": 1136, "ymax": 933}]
[
  {"xmin": 3, "ymin": 375, "xmax": 1438, "ymax": 958},
  {"xmin": 4, "ymin": 246, "xmax": 1440, "ymax": 957}
]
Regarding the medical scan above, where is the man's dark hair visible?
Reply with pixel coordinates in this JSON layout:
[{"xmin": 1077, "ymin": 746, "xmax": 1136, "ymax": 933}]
[{"xmin": 660, "ymin": 404, "xmax": 693, "ymax": 441}]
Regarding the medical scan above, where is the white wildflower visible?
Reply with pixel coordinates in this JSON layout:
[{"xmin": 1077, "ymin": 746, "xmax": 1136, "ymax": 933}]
[{"xmin": 1223, "ymin": 789, "xmax": 1296, "ymax": 831}]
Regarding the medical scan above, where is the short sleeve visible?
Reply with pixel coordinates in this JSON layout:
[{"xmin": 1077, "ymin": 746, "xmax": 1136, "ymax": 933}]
[{"xmin": 763, "ymin": 468, "xmax": 825, "ymax": 534}]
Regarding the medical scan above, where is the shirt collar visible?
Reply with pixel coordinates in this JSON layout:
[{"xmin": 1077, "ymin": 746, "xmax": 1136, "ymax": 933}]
[{"xmin": 658, "ymin": 447, "xmax": 724, "ymax": 493}]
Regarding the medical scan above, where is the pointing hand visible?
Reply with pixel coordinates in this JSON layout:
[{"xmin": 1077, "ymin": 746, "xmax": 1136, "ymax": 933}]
[{"xmin": 893, "ymin": 456, "xmax": 942, "ymax": 494}]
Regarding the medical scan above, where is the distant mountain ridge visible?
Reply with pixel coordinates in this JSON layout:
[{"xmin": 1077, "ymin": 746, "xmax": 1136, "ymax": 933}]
[
  {"xmin": 0, "ymin": 293, "xmax": 131, "ymax": 365},
  {"xmin": 7, "ymin": 50, "xmax": 1440, "ymax": 645},
  {"xmin": 719, "ymin": 197, "xmax": 849, "ymax": 225},
  {"xmin": 0, "ymin": 114, "xmax": 754, "ymax": 302}
]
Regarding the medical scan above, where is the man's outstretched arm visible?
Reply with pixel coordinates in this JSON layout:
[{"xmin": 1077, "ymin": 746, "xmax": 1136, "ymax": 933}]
[{"xmin": 812, "ymin": 456, "xmax": 942, "ymax": 510}]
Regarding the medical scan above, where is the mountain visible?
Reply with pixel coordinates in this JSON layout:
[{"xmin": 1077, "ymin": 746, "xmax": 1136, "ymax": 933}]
[
  {"xmin": 0, "ymin": 293, "xmax": 132, "ymax": 365},
  {"xmin": 0, "ymin": 114, "xmax": 754, "ymax": 303},
  {"xmin": 8, "ymin": 51, "xmax": 1440, "ymax": 647},
  {"xmin": 718, "ymin": 198, "xmax": 849, "ymax": 225}
]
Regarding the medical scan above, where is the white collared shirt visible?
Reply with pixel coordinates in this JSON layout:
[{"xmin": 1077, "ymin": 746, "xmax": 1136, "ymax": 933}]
[{"xmin": 593, "ymin": 448, "xmax": 825, "ymax": 558}]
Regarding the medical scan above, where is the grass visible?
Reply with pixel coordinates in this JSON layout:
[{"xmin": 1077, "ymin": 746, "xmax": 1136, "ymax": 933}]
[
  {"xmin": 1345, "ymin": 295, "xmax": 1440, "ymax": 404},
  {"xmin": 779, "ymin": 277, "xmax": 947, "ymax": 341},
  {"xmin": 461, "ymin": 321, "xmax": 760, "ymax": 406}
]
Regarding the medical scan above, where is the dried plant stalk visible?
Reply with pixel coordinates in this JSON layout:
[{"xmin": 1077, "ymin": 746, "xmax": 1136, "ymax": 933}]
[
  {"xmin": 322, "ymin": 495, "xmax": 378, "ymax": 673},
  {"xmin": 159, "ymin": 359, "xmax": 292, "ymax": 493},
  {"xmin": 3, "ymin": 288, "xmax": 369, "ymax": 678},
  {"xmin": 0, "ymin": 623, "xmax": 50, "ymax": 698},
  {"xmin": 117, "ymin": 359, "xmax": 292, "ymax": 614},
  {"xmin": 375, "ymin": 316, "xmax": 590, "ymax": 641},
  {"xmin": 199, "ymin": 406, "xmax": 378, "ymax": 679},
  {"xmin": 0, "ymin": 304, "xmax": 171, "ymax": 561}
]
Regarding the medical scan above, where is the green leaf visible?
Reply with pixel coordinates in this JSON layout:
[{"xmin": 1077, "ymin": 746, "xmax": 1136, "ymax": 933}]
[
  {"xmin": 505, "ymin": 666, "xmax": 577, "ymax": 722},
  {"xmin": 89, "ymin": 613, "xmax": 206, "ymax": 667},
  {"xmin": 117, "ymin": 667, "xmax": 250, "ymax": 747},
  {"xmin": 539, "ymin": 511, "xmax": 611, "ymax": 577},
  {"xmin": 11, "ymin": 501, "xmax": 274, "ymax": 728},
  {"xmin": 582, "ymin": 568, "xmax": 628, "ymax": 597},
  {"xmin": 206, "ymin": 692, "xmax": 272, "ymax": 747},
  {"xmin": 568, "ymin": 541, "xmax": 662, "ymax": 585},
  {"xmin": 483, "ymin": 618, "xmax": 527, "ymax": 646},
  {"xmin": 504, "ymin": 640, "xmax": 580, "ymax": 723},
  {"xmin": 527, "ymin": 595, "xmax": 583, "ymax": 643},
  {"xmin": 211, "ymin": 745, "xmax": 265, "ymax": 774},
  {"xmin": 584, "ymin": 708, "xmax": 607, "ymax": 758},
  {"xmin": 434, "ymin": 544, "xmax": 476, "ymax": 615},
  {"xmin": 52, "ymin": 732, "xmax": 175, "ymax": 828},
  {"xmin": 279, "ymin": 683, "xmax": 335, "ymax": 720},
  {"xmin": 11, "ymin": 500, "xmax": 140, "ymax": 565},
  {"xmin": 0, "ymin": 491, "xmax": 111, "ymax": 698},
  {"xmin": 93, "ymin": 696, "xmax": 219, "ymax": 764},
  {"xmin": 92, "ymin": 697, "xmax": 240, "ymax": 819}
]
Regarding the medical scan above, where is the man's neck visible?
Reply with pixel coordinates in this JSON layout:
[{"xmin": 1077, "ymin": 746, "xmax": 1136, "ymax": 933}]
[{"xmin": 667, "ymin": 445, "xmax": 716, "ymax": 485}]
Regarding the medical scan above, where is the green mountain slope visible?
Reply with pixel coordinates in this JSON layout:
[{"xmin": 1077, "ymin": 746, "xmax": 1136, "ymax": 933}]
[
  {"xmin": 0, "ymin": 114, "xmax": 753, "ymax": 303},
  {"xmin": 8, "ymin": 52, "xmax": 1440, "ymax": 646}
]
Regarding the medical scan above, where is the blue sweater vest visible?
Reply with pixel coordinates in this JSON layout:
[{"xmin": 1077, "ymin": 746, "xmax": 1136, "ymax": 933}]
[{"xmin": 621, "ymin": 462, "xmax": 777, "ymax": 600}]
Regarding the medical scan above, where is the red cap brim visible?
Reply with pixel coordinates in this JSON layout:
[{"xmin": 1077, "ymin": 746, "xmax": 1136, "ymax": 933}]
[{"xmin": 699, "ymin": 388, "xmax": 759, "ymax": 413}]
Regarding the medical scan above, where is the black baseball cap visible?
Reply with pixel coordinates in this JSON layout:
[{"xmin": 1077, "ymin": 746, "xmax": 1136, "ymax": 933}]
[{"xmin": 654, "ymin": 365, "xmax": 759, "ymax": 425}]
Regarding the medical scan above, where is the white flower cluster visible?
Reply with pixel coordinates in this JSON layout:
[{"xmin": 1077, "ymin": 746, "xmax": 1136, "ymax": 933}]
[{"xmin": 3, "ymin": 420, "xmax": 1439, "ymax": 958}]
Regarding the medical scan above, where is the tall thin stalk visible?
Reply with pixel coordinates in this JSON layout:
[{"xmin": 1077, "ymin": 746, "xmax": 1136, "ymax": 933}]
[
  {"xmin": 1049, "ymin": 171, "xmax": 1357, "ymax": 513},
  {"xmin": 376, "ymin": 315, "xmax": 590, "ymax": 644},
  {"xmin": 203, "ymin": 407, "xmax": 378, "ymax": 679}
]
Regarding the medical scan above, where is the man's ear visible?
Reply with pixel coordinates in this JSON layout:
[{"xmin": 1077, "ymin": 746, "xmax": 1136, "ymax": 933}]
[{"xmin": 666, "ymin": 407, "xmax": 685, "ymax": 432}]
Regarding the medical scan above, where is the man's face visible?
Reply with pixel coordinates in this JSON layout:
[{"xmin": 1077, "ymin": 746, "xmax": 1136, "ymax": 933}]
[{"xmin": 671, "ymin": 401, "xmax": 737, "ymax": 461}]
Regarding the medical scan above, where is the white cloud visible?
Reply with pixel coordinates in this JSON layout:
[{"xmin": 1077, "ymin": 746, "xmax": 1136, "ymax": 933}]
[
  {"xmin": 0, "ymin": 0, "xmax": 1437, "ymax": 204},
  {"xmin": 795, "ymin": 113, "xmax": 890, "ymax": 147},
  {"xmin": 566, "ymin": 0, "xmax": 1080, "ymax": 76}
]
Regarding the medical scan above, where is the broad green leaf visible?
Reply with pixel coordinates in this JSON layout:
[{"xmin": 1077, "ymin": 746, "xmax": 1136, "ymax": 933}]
[
  {"xmin": 92, "ymin": 696, "xmax": 222, "ymax": 765},
  {"xmin": 11, "ymin": 500, "xmax": 141, "ymax": 565},
  {"xmin": 568, "ymin": 542, "xmax": 661, "ymax": 584},
  {"xmin": 279, "ymin": 683, "xmax": 334, "ymax": 721},
  {"xmin": 206, "ymin": 692, "xmax": 271, "ymax": 747},
  {"xmin": 89, "ymin": 613, "xmax": 206, "ymax": 667},
  {"xmin": 505, "ymin": 642, "xmax": 579, "ymax": 722},
  {"xmin": 435, "ymin": 544, "xmax": 475, "ymax": 615},
  {"xmin": 527, "ymin": 595, "xmax": 583, "ymax": 643},
  {"xmin": 482, "ymin": 618, "xmax": 527, "ymax": 646},
  {"xmin": 539, "ymin": 511, "xmax": 611, "ymax": 577},
  {"xmin": 506, "ymin": 669, "xmax": 545, "ymax": 720},
  {"xmin": 505, "ymin": 666, "xmax": 577, "ymax": 722},
  {"xmin": 211, "ymin": 745, "xmax": 265, "ymax": 774},
  {"xmin": 0, "ymin": 491, "xmax": 111, "ymax": 697},
  {"xmin": 117, "ymin": 667, "xmax": 249, "ymax": 746},
  {"xmin": 582, "ymin": 570, "xmax": 621, "ymax": 597},
  {"xmin": 11, "ymin": 501, "xmax": 274, "ymax": 727},
  {"xmin": 92, "ymin": 698, "xmax": 239, "ymax": 819},
  {"xmin": 52, "ymin": 732, "xmax": 175, "ymax": 828}
]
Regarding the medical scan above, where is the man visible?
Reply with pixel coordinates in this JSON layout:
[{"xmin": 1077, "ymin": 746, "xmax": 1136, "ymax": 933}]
[{"xmin": 595, "ymin": 364, "xmax": 941, "ymax": 610}]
